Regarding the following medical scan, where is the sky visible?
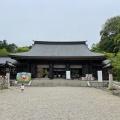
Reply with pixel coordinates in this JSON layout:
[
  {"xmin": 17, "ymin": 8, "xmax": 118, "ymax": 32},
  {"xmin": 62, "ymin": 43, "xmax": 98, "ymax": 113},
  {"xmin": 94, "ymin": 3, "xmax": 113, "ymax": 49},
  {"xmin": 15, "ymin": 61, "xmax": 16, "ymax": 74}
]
[{"xmin": 0, "ymin": 0, "xmax": 120, "ymax": 48}]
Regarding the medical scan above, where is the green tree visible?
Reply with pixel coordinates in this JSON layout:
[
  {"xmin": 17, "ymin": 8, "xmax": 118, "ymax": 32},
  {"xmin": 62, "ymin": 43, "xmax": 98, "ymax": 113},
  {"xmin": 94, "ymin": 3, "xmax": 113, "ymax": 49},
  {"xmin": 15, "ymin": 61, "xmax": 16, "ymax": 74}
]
[
  {"xmin": 105, "ymin": 52, "xmax": 120, "ymax": 81},
  {"xmin": 2, "ymin": 40, "xmax": 8, "ymax": 48},
  {"xmin": 16, "ymin": 47, "xmax": 30, "ymax": 53},
  {"xmin": 0, "ymin": 48, "xmax": 8, "ymax": 55},
  {"xmin": 91, "ymin": 43, "xmax": 102, "ymax": 52},
  {"xmin": 6, "ymin": 43, "xmax": 17, "ymax": 53},
  {"xmin": 111, "ymin": 52, "xmax": 120, "ymax": 82},
  {"xmin": 99, "ymin": 16, "xmax": 120, "ymax": 53},
  {"xmin": 0, "ymin": 40, "xmax": 7, "ymax": 49},
  {"xmin": 0, "ymin": 40, "xmax": 17, "ymax": 53}
]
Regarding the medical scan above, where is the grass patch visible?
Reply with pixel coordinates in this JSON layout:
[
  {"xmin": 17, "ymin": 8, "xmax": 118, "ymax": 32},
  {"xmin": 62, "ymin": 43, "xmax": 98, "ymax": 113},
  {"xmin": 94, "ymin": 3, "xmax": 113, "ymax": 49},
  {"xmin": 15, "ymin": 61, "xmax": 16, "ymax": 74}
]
[{"xmin": 109, "ymin": 87, "xmax": 116, "ymax": 91}]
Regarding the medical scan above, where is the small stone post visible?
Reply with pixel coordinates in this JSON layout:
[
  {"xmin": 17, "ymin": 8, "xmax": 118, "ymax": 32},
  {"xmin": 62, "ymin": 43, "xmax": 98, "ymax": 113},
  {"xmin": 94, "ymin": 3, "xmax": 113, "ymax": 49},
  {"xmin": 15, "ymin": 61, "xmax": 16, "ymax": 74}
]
[
  {"xmin": 108, "ymin": 74, "xmax": 113, "ymax": 89},
  {"xmin": 6, "ymin": 73, "xmax": 10, "ymax": 88}
]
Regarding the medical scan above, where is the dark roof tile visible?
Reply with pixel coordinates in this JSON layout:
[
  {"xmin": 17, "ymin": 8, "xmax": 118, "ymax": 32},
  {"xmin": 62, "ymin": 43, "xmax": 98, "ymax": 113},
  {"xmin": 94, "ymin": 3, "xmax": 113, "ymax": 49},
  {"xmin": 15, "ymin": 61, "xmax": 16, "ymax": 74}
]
[{"xmin": 9, "ymin": 41, "xmax": 105, "ymax": 59}]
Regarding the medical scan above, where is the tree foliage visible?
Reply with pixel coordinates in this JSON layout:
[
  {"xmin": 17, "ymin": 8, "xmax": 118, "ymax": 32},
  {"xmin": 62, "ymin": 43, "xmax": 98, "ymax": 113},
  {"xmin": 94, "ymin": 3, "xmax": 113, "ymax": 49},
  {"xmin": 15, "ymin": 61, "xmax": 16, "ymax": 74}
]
[
  {"xmin": 91, "ymin": 16, "xmax": 120, "ymax": 81},
  {"xmin": 7, "ymin": 43, "xmax": 17, "ymax": 53},
  {"xmin": 91, "ymin": 16, "xmax": 120, "ymax": 53},
  {"xmin": 91, "ymin": 43, "xmax": 102, "ymax": 52},
  {"xmin": 105, "ymin": 52, "xmax": 120, "ymax": 81},
  {"xmin": 0, "ymin": 40, "xmax": 31, "ymax": 54},
  {"xmin": 99, "ymin": 16, "xmax": 120, "ymax": 53},
  {"xmin": 0, "ymin": 40, "xmax": 17, "ymax": 54},
  {"xmin": 0, "ymin": 48, "xmax": 8, "ymax": 55},
  {"xmin": 16, "ymin": 47, "xmax": 30, "ymax": 53}
]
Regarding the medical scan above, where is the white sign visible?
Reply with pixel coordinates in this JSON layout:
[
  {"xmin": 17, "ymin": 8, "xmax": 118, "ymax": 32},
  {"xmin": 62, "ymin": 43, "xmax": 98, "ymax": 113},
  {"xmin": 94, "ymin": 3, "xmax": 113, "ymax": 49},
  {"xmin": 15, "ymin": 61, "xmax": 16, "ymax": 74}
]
[
  {"xmin": 66, "ymin": 71, "xmax": 71, "ymax": 80},
  {"xmin": 97, "ymin": 71, "xmax": 103, "ymax": 82}
]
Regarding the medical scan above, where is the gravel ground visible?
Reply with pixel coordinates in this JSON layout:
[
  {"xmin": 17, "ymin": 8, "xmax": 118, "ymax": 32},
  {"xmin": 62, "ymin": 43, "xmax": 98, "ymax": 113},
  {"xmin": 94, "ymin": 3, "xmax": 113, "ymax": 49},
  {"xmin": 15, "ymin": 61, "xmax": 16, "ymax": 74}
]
[{"xmin": 0, "ymin": 87, "xmax": 120, "ymax": 120}]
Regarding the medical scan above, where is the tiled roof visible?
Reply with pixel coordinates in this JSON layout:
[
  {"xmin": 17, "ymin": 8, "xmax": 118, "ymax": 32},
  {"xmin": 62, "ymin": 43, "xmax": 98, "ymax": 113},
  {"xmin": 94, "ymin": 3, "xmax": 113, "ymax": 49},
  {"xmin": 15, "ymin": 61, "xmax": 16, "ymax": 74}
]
[
  {"xmin": 0, "ymin": 56, "xmax": 17, "ymax": 65},
  {"xmin": 9, "ymin": 41, "xmax": 105, "ymax": 59}
]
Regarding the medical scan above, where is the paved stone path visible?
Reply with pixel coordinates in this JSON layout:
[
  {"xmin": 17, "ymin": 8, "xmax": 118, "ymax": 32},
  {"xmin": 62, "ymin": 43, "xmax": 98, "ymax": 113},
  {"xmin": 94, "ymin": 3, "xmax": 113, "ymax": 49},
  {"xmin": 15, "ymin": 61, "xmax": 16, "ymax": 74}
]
[{"xmin": 0, "ymin": 87, "xmax": 120, "ymax": 120}]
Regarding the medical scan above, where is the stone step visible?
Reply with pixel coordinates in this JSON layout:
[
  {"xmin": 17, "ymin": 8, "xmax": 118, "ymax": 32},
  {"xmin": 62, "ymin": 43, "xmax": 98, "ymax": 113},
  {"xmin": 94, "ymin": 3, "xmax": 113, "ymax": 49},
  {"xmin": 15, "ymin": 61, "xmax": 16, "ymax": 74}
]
[
  {"xmin": 30, "ymin": 79, "xmax": 88, "ymax": 87},
  {"xmin": 89, "ymin": 81, "xmax": 108, "ymax": 87}
]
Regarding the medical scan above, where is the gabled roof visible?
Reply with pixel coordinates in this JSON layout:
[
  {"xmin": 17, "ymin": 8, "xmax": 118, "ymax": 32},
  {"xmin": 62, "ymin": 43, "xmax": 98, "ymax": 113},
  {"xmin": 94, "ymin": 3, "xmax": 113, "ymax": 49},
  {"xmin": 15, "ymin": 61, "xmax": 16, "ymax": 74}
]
[
  {"xmin": 1, "ymin": 61, "xmax": 15, "ymax": 67},
  {"xmin": 0, "ymin": 56, "xmax": 17, "ymax": 65},
  {"xmin": 9, "ymin": 41, "xmax": 105, "ymax": 59},
  {"xmin": 102, "ymin": 59, "xmax": 111, "ymax": 65},
  {"xmin": 102, "ymin": 59, "xmax": 111, "ymax": 68}
]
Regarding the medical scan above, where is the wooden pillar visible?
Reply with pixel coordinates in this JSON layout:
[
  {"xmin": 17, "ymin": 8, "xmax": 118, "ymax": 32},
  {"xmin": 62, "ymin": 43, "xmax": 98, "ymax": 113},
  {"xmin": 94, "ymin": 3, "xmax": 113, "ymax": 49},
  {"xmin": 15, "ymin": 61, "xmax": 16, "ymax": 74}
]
[
  {"xmin": 31, "ymin": 64, "xmax": 37, "ymax": 78},
  {"xmin": 82, "ymin": 64, "xmax": 89, "ymax": 77},
  {"xmin": 27, "ymin": 60, "xmax": 31, "ymax": 73},
  {"xmin": 89, "ymin": 61, "xmax": 92, "ymax": 74},
  {"xmin": 66, "ymin": 63, "xmax": 70, "ymax": 71},
  {"xmin": 27, "ymin": 64, "xmax": 29, "ymax": 72},
  {"xmin": 19, "ymin": 67, "xmax": 21, "ymax": 72},
  {"xmin": 49, "ymin": 62, "xmax": 53, "ymax": 79}
]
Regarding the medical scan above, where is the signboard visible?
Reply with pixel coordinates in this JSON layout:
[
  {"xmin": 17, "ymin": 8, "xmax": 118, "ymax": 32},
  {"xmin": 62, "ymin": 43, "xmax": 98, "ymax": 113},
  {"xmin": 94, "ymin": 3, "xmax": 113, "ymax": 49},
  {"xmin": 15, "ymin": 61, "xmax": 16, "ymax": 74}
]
[
  {"xmin": 66, "ymin": 71, "xmax": 71, "ymax": 80},
  {"xmin": 97, "ymin": 71, "xmax": 103, "ymax": 82},
  {"xmin": 16, "ymin": 72, "xmax": 31, "ymax": 82}
]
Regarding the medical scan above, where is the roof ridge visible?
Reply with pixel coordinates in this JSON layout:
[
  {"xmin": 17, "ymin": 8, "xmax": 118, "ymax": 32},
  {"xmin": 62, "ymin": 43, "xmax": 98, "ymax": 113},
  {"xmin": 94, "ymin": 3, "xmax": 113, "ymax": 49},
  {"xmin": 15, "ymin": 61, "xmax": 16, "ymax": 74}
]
[{"xmin": 34, "ymin": 41, "xmax": 87, "ymax": 45}]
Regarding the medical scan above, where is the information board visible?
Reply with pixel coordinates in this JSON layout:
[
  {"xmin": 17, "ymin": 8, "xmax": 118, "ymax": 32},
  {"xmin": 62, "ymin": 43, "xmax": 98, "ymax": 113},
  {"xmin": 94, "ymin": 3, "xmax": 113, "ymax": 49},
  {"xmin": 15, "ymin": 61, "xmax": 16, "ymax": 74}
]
[
  {"xmin": 97, "ymin": 71, "xmax": 103, "ymax": 82},
  {"xmin": 16, "ymin": 72, "xmax": 31, "ymax": 82},
  {"xmin": 66, "ymin": 71, "xmax": 71, "ymax": 80}
]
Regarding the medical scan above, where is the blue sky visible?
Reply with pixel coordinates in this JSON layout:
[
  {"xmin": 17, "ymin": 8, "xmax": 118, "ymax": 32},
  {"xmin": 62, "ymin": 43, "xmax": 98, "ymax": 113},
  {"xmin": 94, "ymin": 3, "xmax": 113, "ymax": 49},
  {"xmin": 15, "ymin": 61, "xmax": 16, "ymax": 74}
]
[{"xmin": 0, "ymin": 0, "xmax": 120, "ymax": 48}]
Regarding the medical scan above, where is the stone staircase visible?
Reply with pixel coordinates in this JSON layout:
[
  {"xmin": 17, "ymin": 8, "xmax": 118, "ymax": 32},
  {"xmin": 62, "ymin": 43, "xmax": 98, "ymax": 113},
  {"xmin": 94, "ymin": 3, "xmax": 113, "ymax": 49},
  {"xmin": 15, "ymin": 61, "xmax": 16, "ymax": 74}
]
[
  {"xmin": 30, "ymin": 78, "xmax": 88, "ymax": 87},
  {"xmin": 10, "ymin": 78, "xmax": 109, "ymax": 87}
]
